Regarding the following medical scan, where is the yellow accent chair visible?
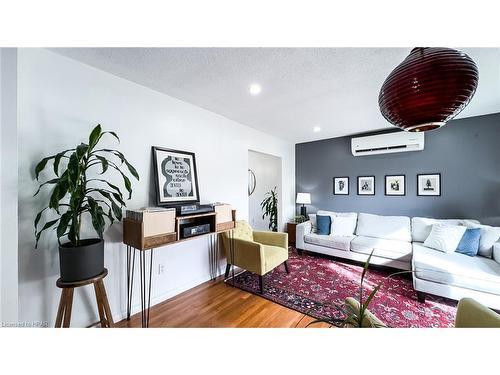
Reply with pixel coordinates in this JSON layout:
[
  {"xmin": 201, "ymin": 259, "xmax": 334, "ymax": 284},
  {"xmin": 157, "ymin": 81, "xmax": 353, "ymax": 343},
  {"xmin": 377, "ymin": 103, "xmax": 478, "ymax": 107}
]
[
  {"xmin": 454, "ymin": 298, "xmax": 500, "ymax": 328},
  {"xmin": 221, "ymin": 220, "xmax": 289, "ymax": 294}
]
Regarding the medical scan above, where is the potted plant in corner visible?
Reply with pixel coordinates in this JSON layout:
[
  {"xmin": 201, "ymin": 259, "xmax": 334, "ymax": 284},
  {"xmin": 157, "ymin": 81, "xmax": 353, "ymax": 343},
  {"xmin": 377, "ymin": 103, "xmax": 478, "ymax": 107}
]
[
  {"xmin": 261, "ymin": 186, "xmax": 278, "ymax": 232},
  {"xmin": 33, "ymin": 124, "xmax": 139, "ymax": 282}
]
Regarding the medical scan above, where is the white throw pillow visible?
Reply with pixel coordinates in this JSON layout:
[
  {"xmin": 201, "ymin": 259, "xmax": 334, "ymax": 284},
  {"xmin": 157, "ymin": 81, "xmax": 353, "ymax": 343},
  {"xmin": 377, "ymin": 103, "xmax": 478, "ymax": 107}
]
[
  {"xmin": 330, "ymin": 216, "xmax": 356, "ymax": 236},
  {"xmin": 308, "ymin": 214, "xmax": 317, "ymax": 233},
  {"xmin": 423, "ymin": 224, "xmax": 467, "ymax": 253},
  {"xmin": 464, "ymin": 223, "xmax": 500, "ymax": 258}
]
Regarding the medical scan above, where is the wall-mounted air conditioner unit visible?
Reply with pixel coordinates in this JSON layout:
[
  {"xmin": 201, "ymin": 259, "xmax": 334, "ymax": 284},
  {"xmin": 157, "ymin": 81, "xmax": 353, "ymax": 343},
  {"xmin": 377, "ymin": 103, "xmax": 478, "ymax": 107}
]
[{"xmin": 351, "ymin": 131, "xmax": 424, "ymax": 156}]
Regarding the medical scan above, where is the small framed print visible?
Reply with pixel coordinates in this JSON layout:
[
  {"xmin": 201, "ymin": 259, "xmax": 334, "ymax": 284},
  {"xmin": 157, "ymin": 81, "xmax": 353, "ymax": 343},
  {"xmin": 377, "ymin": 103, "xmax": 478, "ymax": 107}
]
[
  {"xmin": 417, "ymin": 173, "xmax": 441, "ymax": 196},
  {"xmin": 385, "ymin": 175, "xmax": 406, "ymax": 196},
  {"xmin": 357, "ymin": 176, "xmax": 375, "ymax": 195},
  {"xmin": 333, "ymin": 176, "xmax": 349, "ymax": 195}
]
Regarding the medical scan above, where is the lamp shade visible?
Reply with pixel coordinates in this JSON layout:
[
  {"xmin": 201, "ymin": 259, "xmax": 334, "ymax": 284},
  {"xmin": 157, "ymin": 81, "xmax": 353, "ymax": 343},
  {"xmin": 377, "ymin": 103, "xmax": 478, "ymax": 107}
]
[
  {"xmin": 379, "ymin": 47, "xmax": 478, "ymax": 132},
  {"xmin": 296, "ymin": 193, "xmax": 311, "ymax": 205}
]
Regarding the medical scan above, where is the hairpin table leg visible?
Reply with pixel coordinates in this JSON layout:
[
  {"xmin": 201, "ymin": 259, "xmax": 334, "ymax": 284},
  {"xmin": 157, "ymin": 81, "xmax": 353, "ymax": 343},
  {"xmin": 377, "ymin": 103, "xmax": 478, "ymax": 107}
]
[{"xmin": 126, "ymin": 246, "xmax": 136, "ymax": 321}]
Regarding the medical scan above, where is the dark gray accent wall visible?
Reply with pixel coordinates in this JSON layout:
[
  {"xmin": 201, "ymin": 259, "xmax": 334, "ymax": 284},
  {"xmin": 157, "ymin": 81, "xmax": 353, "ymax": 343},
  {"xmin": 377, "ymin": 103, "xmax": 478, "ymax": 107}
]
[{"xmin": 296, "ymin": 113, "xmax": 500, "ymax": 225}]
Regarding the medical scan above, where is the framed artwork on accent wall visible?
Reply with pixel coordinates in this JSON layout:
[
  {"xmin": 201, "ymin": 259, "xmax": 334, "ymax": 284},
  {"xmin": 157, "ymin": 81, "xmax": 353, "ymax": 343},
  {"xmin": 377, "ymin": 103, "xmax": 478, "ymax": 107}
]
[
  {"xmin": 152, "ymin": 146, "xmax": 200, "ymax": 206},
  {"xmin": 333, "ymin": 177, "xmax": 349, "ymax": 195},
  {"xmin": 357, "ymin": 176, "xmax": 375, "ymax": 195},
  {"xmin": 417, "ymin": 173, "xmax": 441, "ymax": 196},
  {"xmin": 385, "ymin": 175, "xmax": 406, "ymax": 196}
]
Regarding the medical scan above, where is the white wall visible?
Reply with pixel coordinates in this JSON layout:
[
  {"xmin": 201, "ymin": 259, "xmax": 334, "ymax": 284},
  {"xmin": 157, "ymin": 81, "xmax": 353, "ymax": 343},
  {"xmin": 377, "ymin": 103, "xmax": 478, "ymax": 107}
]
[
  {"xmin": 0, "ymin": 49, "xmax": 2, "ymax": 324},
  {"xmin": 248, "ymin": 150, "xmax": 282, "ymax": 231},
  {"xmin": 1, "ymin": 48, "xmax": 19, "ymax": 325},
  {"xmin": 17, "ymin": 48, "xmax": 295, "ymax": 327}
]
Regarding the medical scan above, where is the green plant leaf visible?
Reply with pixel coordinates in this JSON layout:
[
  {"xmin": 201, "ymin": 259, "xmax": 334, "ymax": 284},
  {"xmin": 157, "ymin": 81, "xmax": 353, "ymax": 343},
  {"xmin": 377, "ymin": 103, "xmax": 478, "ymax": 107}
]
[
  {"xmin": 52, "ymin": 149, "xmax": 74, "ymax": 176},
  {"xmin": 76, "ymin": 143, "xmax": 89, "ymax": 160},
  {"xmin": 34, "ymin": 157, "xmax": 52, "ymax": 180},
  {"xmin": 88, "ymin": 197, "xmax": 105, "ymax": 238},
  {"xmin": 360, "ymin": 249, "xmax": 375, "ymax": 286},
  {"xmin": 35, "ymin": 219, "xmax": 59, "ymax": 248},
  {"xmin": 119, "ymin": 170, "xmax": 132, "ymax": 199},
  {"xmin": 56, "ymin": 211, "xmax": 72, "ymax": 238},
  {"xmin": 95, "ymin": 155, "xmax": 109, "ymax": 174},
  {"xmin": 67, "ymin": 152, "xmax": 79, "ymax": 190},
  {"xmin": 362, "ymin": 284, "xmax": 382, "ymax": 312},
  {"xmin": 34, "ymin": 207, "xmax": 48, "ymax": 230},
  {"xmin": 112, "ymin": 192, "xmax": 126, "ymax": 207},
  {"xmin": 34, "ymin": 178, "xmax": 59, "ymax": 196},
  {"xmin": 87, "ymin": 179, "xmax": 122, "ymax": 194},
  {"xmin": 110, "ymin": 199, "xmax": 122, "ymax": 220},
  {"xmin": 49, "ymin": 184, "xmax": 61, "ymax": 211},
  {"xmin": 88, "ymin": 124, "xmax": 102, "ymax": 151}
]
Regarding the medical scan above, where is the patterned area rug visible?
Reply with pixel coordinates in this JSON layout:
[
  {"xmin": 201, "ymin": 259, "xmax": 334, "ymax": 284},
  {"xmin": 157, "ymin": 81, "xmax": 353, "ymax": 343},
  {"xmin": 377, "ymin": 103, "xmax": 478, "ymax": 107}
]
[{"xmin": 229, "ymin": 248, "xmax": 458, "ymax": 327}]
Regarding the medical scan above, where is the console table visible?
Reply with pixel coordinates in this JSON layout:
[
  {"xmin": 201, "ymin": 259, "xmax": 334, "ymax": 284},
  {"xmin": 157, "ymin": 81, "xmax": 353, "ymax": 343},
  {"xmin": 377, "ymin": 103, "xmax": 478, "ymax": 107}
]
[{"xmin": 123, "ymin": 210, "xmax": 236, "ymax": 327}]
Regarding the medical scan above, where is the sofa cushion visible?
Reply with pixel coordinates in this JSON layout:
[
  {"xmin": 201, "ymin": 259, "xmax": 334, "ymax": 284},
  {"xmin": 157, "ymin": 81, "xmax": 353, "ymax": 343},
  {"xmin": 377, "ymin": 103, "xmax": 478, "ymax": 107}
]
[
  {"xmin": 309, "ymin": 214, "xmax": 317, "ymax": 233},
  {"xmin": 411, "ymin": 217, "xmax": 480, "ymax": 242},
  {"xmin": 263, "ymin": 244, "xmax": 289, "ymax": 274},
  {"xmin": 317, "ymin": 211, "xmax": 358, "ymax": 234},
  {"xmin": 412, "ymin": 242, "xmax": 500, "ymax": 295},
  {"xmin": 355, "ymin": 213, "xmax": 411, "ymax": 242},
  {"xmin": 423, "ymin": 224, "xmax": 467, "ymax": 253},
  {"xmin": 304, "ymin": 233, "xmax": 354, "ymax": 251},
  {"xmin": 456, "ymin": 228, "xmax": 481, "ymax": 257},
  {"xmin": 330, "ymin": 216, "xmax": 357, "ymax": 236},
  {"xmin": 463, "ymin": 223, "xmax": 500, "ymax": 259},
  {"xmin": 350, "ymin": 235, "xmax": 412, "ymax": 262},
  {"xmin": 316, "ymin": 215, "xmax": 331, "ymax": 235}
]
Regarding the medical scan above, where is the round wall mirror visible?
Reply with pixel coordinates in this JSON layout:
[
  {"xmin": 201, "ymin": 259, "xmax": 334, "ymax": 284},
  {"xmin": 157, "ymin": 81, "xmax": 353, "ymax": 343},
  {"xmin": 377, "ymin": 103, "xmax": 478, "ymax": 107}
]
[{"xmin": 248, "ymin": 169, "xmax": 256, "ymax": 196}]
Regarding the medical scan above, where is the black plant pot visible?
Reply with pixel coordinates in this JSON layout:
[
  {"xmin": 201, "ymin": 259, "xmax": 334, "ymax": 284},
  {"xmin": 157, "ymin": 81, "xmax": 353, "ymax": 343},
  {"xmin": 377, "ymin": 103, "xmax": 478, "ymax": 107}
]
[{"xmin": 59, "ymin": 239, "xmax": 104, "ymax": 282}]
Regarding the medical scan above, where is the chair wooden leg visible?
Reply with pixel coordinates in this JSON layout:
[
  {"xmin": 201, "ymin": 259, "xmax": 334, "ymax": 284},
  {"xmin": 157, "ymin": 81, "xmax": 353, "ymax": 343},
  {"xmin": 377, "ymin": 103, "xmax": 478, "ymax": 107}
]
[
  {"xmin": 97, "ymin": 280, "xmax": 114, "ymax": 327},
  {"xmin": 224, "ymin": 264, "xmax": 231, "ymax": 278},
  {"xmin": 259, "ymin": 276, "xmax": 264, "ymax": 294},
  {"xmin": 62, "ymin": 288, "xmax": 74, "ymax": 328},
  {"xmin": 94, "ymin": 282, "xmax": 107, "ymax": 327},
  {"xmin": 55, "ymin": 289, "xmax": 68, "ymax": 328},
  {"xmin": 284, "ymin": 261, "xmax": 290, "ymax": 274}
]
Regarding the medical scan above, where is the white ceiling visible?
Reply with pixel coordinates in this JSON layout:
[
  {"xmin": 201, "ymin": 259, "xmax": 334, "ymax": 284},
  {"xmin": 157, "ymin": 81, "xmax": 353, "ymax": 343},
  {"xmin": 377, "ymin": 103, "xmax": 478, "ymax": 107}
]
[{"xmin": 50, "ymin": 48, "xmax": 500, "ymax": 143}]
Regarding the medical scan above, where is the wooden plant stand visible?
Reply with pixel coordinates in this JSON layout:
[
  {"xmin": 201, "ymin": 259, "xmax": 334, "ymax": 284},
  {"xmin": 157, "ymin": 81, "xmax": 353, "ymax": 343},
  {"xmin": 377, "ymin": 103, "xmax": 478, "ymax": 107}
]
[{"xmin": 55, "ymin": 268, "xmax": 114, "ymax": 328}]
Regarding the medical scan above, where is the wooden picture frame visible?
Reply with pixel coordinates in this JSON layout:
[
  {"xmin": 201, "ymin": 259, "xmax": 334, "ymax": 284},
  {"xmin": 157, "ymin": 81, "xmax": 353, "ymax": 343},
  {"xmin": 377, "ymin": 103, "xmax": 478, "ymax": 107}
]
[
  {"xmin": 357, "ymin": 176, "xmax": 375, "ymax": 195},
  {"xmin": 385, "ymin": 174, "xmax": 406, "ymax": 196},
  {"xmin": 417, "ymin": 173, "xmax": 441, "ymax": 196},
  {"xmin": 152, "ymin": 146, "xmax": 200, "ymax": 206},
  {"xmin": 333, "ymin": 176, "xmax": 349, "ymax": 195}
]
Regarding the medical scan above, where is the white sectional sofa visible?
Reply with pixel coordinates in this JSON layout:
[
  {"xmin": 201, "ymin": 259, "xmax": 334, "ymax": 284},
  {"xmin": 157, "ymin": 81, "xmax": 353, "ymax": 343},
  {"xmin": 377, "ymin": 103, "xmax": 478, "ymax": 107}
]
[{"xmin": 296, "ymin": 211, "xmax": 500, "ymax": 310}]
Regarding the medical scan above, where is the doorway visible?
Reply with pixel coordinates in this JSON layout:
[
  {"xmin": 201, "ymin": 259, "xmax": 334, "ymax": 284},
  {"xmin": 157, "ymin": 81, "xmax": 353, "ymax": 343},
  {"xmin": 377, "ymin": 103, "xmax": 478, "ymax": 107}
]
[{"xmin": 248, "ymin": 150, "xmax": 282, "ymax": 231}]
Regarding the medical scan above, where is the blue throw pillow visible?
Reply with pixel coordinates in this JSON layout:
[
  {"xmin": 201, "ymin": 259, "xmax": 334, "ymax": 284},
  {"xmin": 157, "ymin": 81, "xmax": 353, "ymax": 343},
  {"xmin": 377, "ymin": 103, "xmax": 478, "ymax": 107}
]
[
  {"xmin": 456, "ymin": 228, "xmax": 481, "ymax": 256},
  {"xmin": 316, "ymin": 215, "xmax": 331, "ymax": 235}
]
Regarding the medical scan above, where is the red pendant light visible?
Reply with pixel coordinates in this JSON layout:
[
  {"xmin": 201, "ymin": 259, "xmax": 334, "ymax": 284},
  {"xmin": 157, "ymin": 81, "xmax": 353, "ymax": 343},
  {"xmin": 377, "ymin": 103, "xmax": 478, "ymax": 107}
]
[{"xmin": 379, "ymin": 47, "xmax": 479, "ymax": 132}]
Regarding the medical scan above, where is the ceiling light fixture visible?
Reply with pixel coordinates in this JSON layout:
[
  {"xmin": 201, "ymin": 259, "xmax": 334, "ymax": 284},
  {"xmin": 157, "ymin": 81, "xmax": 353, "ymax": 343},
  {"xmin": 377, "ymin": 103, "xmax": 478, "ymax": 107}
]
[
  {"xmin": 313, "ymin": 126, "xmax": 321, "ymax": 132},
  {"xmin": 378, "ymin": 47, "xmax": 479, "ymax": 132},
  {"xmin": 249, "ymin": 83, "xmax": 262, "ymax": 96}
]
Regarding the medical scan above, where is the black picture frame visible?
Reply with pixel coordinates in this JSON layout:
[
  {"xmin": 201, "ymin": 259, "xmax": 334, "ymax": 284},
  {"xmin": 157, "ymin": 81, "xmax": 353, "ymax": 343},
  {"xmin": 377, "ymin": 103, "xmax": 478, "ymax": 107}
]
[
  {"xmin": 417, "ymin": 173, "xmax": 441, "ymax": 196},
  {"xmin": 333, "ymin": 176, "xmax": 349, "ymax": 195},
  {"xmin": 357, "ymin": 176, "xmax": 375, "ymax": 195},
  {"xmin": 152, "ymin": 146, "xmax": 200, "ymax": 206},
  {"xmin": 385, "ymin": 174, "xmax": 406, "ymax": 196}
]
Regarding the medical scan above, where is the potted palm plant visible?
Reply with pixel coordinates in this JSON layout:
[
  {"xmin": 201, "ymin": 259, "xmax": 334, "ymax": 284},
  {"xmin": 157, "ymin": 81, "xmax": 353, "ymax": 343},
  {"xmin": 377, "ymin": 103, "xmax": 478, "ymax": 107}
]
[
  {"xmin": 261, "ymin": 186, "xmax": 278, "ymax": 232},
  {"xmin": 34, "ymin": 124, "xmax": 139, "ymax": 282}
]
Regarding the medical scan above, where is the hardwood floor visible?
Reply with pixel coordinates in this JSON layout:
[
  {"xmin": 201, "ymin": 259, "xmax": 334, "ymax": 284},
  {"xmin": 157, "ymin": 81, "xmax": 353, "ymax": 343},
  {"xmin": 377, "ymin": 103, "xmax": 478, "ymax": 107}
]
[{"xmin": 116, "ymin": 276, "xmax": 330, "ymax": 328}]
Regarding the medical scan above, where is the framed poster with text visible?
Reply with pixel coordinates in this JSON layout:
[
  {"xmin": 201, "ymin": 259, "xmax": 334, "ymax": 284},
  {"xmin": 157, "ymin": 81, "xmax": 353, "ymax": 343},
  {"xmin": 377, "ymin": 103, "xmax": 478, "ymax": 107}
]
[{"xmin": 152, "ymin": 146, "xmax": 200, "ymax": 205}]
